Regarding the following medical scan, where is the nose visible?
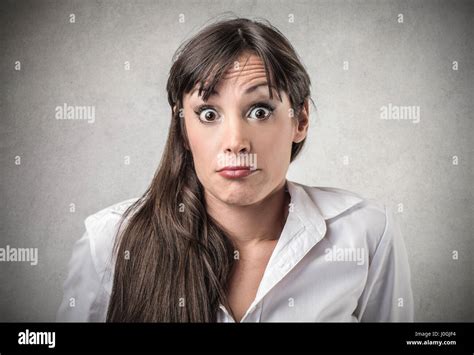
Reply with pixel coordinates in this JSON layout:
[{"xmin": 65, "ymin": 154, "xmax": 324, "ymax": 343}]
[{"xmin": 222, "ymin": 112, "xmax": 251, "ymax": 155}]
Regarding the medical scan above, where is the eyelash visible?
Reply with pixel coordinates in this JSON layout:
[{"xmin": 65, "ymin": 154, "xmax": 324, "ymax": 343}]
[{"xmin": 193, "ymin": 102, "xmax": 275, "ymax": 124}]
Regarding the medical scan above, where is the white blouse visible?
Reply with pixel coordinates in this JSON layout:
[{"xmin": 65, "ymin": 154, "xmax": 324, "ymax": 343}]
[{"xmin": 56, "ymin": 180, "xmax": 414, "ymax": 322}]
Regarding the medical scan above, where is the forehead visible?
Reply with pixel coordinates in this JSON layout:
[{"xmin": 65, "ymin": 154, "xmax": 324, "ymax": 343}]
[
  {"xmin": 187, "ymin": 53, "xmax": 281, "ymax": 101},
  {"xmin": 222, "ymin": 52, "xmax": 266, "ymax": 82}
]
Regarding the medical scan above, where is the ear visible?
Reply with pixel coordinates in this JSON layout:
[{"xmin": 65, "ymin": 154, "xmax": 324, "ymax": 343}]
[{"xmin": 293, "ymin": 99, "xmax": 309, "ymax": 144}]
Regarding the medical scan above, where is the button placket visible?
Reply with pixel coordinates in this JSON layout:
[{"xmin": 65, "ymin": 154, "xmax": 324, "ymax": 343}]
[
  {"xmin": 256, "ymin": 301, "xmax": 263, "ymax": 322},
  {"xmin": 239, "ymin": 302, "xmax": 258, "ymax": 322},
  {"xmin": 218, "ymin": 304, "xmax": 235, "ymax": 323}
]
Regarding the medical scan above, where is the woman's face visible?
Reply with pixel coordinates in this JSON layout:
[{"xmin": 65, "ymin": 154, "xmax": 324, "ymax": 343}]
[{"xmin": 182, "ymin": 52, "xmax": 308, "ymax": 206}]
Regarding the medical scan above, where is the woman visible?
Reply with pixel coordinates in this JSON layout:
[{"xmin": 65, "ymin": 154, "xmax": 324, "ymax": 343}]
[{"xmin": 56, "ymin": 17, "xmax": 414, "ymax": 322}]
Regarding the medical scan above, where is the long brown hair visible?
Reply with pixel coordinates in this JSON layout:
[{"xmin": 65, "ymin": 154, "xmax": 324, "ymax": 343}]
[{"xmin": 106, "ymin": 17, "xmax": 312, "ymax": 322}]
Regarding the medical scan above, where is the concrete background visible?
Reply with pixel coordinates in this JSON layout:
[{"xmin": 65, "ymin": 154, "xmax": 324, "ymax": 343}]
[{"xmin": 0, "ymin": 0, "xmax": 472, "ymax": 321}]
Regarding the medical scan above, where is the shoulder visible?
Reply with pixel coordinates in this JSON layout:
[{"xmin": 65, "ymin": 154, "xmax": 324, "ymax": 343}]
[
  {"xmin": 57, "ymin": 197, "xmax": 141, "ymax": 321},
  {"xmin": 295, "ymin": 181, "xmax": 388, "ymax": 223},
  {"xmin": 315, "ymin": 185, "xmax": 388, "ymax": 228},
  {"xmin": 84, "ymin": 197, "xmax": 140, "ymax": 226},
  {"xmin": 290, "ymin": 181, "xmax": 393, "ymax": 253},
  {"xmin": 83, "ymin": 197, "xmax": 140, "ymax": 281}
]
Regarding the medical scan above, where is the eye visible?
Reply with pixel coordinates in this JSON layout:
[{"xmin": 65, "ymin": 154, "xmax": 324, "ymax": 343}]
[
  {"xmin": 248, "ymin": 103, "xmax": 275, "ymax": 121},
  {"xmin": 194, "ymin": 106, "xmax": 220, "ymax": 123}
]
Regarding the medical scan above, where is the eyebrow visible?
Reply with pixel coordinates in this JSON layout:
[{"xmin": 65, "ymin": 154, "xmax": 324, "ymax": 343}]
[{"xmin": 190, "ymin": 82, "xmax": 278, "ymax": 98}]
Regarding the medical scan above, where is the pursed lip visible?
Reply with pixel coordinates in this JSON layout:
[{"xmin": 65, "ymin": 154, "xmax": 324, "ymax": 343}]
[{"xmin": 216, "ymin": 166, "xmax": 253, "ymax": 172}]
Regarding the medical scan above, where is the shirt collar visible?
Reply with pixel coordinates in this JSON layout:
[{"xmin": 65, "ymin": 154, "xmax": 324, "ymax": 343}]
[
  {"xmin": 255, "ymin": 180, "xmax": 364, "ymax": 310},
  {"xmin": 219, "ymin": 179, "xmax": 364, "ymax": 321},
  {"xmin": 286, "ymin": 179, "xmax": 365, "ymax": 221}
]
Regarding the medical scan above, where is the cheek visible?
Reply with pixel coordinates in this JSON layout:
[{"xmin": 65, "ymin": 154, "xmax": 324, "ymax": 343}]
[
  {"xmin": 184, "ymin": 117, "xmax": 215, "ymax": 170},
  {"xmin": 184, "ymin": 112, "xmax": 200, "ymax": 150},
  {"xmin": 256, "ymin": 117, "xmax": 295, "ymax": 166}
]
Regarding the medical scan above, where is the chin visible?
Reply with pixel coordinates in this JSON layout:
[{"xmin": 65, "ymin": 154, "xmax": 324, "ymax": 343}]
[{"xmin": 216, "ymin": 184, "xmax": 262, "ymax": 206}]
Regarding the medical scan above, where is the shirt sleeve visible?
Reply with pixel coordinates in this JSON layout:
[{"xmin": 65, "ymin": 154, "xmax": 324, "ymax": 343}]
[
  {"xmin": 55, "ymin": 228, "xmax": 110, "ymax": 322},
  {"xmin": 355, "ymin": 205, "xmax": 415, "ymax": 322}
]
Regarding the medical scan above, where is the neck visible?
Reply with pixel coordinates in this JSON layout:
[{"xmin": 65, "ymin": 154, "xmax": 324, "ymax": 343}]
[{"xmin": 204, "ymin": 179, "xmax": 290, "ymax": 250}]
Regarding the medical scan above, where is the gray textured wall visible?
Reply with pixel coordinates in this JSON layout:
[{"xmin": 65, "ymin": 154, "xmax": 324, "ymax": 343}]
[{"xmin": 0, "ymin": 0, "xmax": 472, "ymax": 322}]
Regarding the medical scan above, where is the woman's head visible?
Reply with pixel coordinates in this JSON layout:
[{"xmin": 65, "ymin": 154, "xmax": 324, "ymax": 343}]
[
  {"xmin": 107, "ymin": 17, "xmax": 313, "ymax": 322},
  {"xmin": 167, "ymin": 18, "xmax": 312, "ymax": 206}
]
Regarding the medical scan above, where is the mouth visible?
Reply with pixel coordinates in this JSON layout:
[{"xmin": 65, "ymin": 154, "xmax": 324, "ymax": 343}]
[{"xmin": 217, "ymin": 166, "xmax": 259, "ymax": 179}]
